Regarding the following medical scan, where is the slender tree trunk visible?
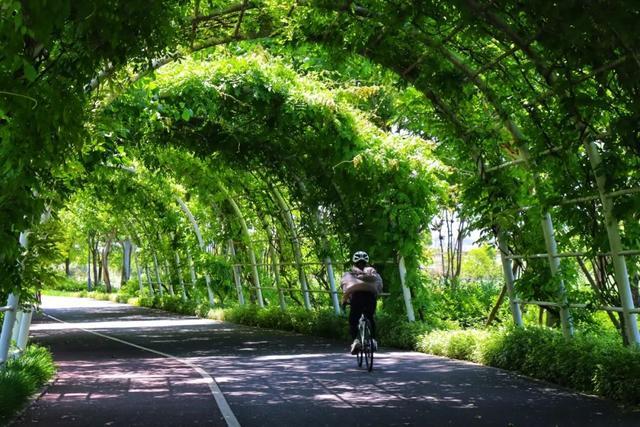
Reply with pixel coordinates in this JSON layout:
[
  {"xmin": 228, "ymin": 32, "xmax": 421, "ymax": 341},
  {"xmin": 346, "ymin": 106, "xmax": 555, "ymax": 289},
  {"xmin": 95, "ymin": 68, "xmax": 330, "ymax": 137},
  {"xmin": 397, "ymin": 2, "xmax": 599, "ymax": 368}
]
[
  {"xmin": 65, "ymin": 257, "xmax": 71, "ymax": 277},
  {"xmin": 90, "ymin": 233, "xmax": 99, "ymax": 286},
  {"xmin": 486, "ymin": 283, "xmax": 507, "ymax": 326},
  {"xmin": 87, "ymin": 239, "xmax": 93, "ymax": 291},
  {"xmin": 102, "ymin": 238, "xmax": 112, "ymax": 293},
  {"xmin": 121, "ymin": 238, "xmax": 133, "ymax": 284}
]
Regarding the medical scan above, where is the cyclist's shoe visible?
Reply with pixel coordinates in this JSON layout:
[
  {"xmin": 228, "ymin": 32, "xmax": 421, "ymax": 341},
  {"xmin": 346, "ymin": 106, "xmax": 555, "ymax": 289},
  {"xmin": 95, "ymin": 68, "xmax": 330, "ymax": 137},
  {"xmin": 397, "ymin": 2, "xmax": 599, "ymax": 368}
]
[
  {"xmin": 350, "ymin": 338, "xmax": 361, "ymax": 355},
  {"xmin": 371, "ymin": 339, "xmax": 378, "ymax": 351}
]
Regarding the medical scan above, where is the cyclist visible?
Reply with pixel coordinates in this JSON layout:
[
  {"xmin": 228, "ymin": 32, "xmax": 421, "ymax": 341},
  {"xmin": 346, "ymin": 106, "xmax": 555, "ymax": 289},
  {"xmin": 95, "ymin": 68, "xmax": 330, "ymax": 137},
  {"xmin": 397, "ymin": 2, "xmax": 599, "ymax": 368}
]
[{"xmin": 341, "ymin": 251, "xmax": 383, "ymax": 354}]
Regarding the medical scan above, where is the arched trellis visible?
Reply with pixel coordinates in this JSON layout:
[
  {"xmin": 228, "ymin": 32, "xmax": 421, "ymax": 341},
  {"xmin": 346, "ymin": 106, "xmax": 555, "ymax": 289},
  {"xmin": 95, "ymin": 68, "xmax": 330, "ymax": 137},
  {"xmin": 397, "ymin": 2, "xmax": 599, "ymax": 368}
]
[
  {"xmin": 108, "ymin": 0, "xmax": 639, "ymax": 343},
  {"xmin": 3, "ymin": 0, "xmax": 640, "ymax": 353}
]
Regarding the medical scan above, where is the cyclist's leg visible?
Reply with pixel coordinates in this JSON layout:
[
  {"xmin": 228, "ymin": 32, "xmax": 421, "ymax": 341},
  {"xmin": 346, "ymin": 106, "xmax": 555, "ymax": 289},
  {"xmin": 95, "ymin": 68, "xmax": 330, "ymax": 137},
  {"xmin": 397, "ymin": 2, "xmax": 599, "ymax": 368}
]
[
  {"xmin": 362, "ymin": 293, "xmax": 377, "ymax": 339},
  {"xmin": 349, "ymin": 294, "xmax": 364, "ymax": 340}
]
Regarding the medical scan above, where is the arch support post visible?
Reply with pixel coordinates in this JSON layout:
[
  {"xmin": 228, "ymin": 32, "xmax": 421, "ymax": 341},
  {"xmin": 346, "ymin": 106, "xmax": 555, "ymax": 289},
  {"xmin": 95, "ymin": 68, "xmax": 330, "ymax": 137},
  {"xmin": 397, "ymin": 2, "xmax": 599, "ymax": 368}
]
[
  {"xmin": 175, "ymin": 197, "xmax": 214, "ymax": 306},
  {"xmin": 144, "ymin": 264, "xmax": 155, "ymax": 295},
  {"xmin": 0, "ymin": 293, "xmax": 20, "ymax": 364},
  {"xmin": 219, "ymin": 188, "xmax": 263, "ymax": 308},
  {"xmin": 268, "ymin": 238, "xmax": 286, "ymax": 311},
  {"xmin": 271, "ymin": 186, "xmax": 311, "ymax": 310},
  {"xmin": 398, "ymin": 256, "xmax": 415, "ymax": 322},
  {"xmin": 133, "ymin": 246, "xmax": 144, "ymax": 294},
  {"xmin": 541, "ymin": 213, "xmax": 573, "ymax": 338},
  {"xmin": 15, "ymin": 308, "xmax": 33, "ymax": 352},
  {"xmin": 175, "ymin": 253, "xmax": 187, "ymax": 302},
  {"xmin": 228, "ymin": 240, "xmax": 246, "ymax": 306},
  {"xmin": 152, "ymin": 253, "xmax": 164, "ymax": 297},
  {"xmin": 164, "ymin": 260, "xmax": 175, "ymax": 296},
  {"xmin": 586, "ymin": 141, "xmax": 640, "ymax": 346},
  {"xmin": 187, "ymin": 249, "xmax": 197, "ymax": 290},
  {"xmin": 325, "ymin": 257, "xmax": 341, "ymax": 315},
  {"xmin": 497, "ymin": 232, "xmax": 523, "ymax": 326}
]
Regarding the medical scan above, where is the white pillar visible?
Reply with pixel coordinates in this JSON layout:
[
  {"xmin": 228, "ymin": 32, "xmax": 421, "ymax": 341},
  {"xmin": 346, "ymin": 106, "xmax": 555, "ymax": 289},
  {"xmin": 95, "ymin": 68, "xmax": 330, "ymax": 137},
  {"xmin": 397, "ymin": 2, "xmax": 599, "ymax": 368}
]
[
  {"xmin": 153, "ymin": 253, "xmax": 163, "ymax": 297},
  {"xmin": 398, "ymin": 257, "xmax": 416, "ymax": 322},
  {"xmin": 497, "ymin": 232, "xmax": 523, "ymax": 326},
  {"xmin": 272, "ymin": 187, "xmax": 311, "ymax": 309},
  {"xmin": 541, "ymin": 212, "xmax": 573, "ymax": 337},
  {"xmin": 222, "ymin": 193, "xmax": 263, "ymax": 308},
  {"xmin": 268, "ymin": 239, "xmax": 285, "ymax": 310},
  {"xmin": 586, "ymin": 141, "xmax": 640, "ymax": 345},
  {"xmin": 175, "ymin": 253, "xmax": 187, "ymax": 301},
  {"xmin": 228, "ymin": 240, "xmax": 246, "ymax": 306},
  {"xmin": 11, "ymin": 311, "xmax": 22, "ymax": 343},
  {"xmin": 187, "ymin": 251, "xmax": 197, "ymax": 286},
  {"xmin": 176, "ymin": 197, "xmax": 214, "ymax": 306},
  {"xmin": 164, "ymin": 260, "xmax": 175, "ymax": 296},
  {"xmin": 0, "ymin": 293, "xmax": 20, "ymax": 363},
  {"xmin": 326, "ymin": 257, "xmax": 341, "ymax": 315},
  {"xmin": 16, "ymin": 309, "xmax": 33, "ymax": 351},
  {"xmin": 145, "ymin": 265, "xmax": 155, "ymax": 295},
  {"xmin": 134, "ymin": 247, "xmax": 144, "ymax": 294}
]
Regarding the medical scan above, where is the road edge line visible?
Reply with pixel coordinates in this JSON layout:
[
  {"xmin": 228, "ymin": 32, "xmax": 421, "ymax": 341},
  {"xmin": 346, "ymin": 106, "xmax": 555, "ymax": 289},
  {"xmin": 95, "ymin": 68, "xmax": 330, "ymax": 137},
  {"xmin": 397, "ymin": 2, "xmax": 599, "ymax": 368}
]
[{"xmin": 43, "ymin": 312, "xmax": 240, "ymax": 427}]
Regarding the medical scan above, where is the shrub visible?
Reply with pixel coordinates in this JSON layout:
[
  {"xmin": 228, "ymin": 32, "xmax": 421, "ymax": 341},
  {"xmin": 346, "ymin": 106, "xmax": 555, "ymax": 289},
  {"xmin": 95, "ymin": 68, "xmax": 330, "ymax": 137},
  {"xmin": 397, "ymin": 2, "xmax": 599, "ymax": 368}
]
[
  {"xmin": 417, "ymin": 329, "xmax": 489, "ymax": 363},
  {"xmin": 478, "ymin": 326, "xmax": 640, "ymax": 404},
  {"xmin": 44, "ymin": 277, "xmax": 87, "ymax": 293},
  {"xmin": 0, "ymin": 345, "xmax": 56, "ymax": 424}
]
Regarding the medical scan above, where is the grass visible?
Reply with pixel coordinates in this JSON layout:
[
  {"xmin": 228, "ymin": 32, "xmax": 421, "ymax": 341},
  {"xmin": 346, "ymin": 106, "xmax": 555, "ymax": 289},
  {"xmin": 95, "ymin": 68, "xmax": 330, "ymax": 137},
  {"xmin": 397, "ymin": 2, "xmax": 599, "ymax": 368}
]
[{"xmin": 0, "ymin": 345, "xmax": 56, "ymax": 424}]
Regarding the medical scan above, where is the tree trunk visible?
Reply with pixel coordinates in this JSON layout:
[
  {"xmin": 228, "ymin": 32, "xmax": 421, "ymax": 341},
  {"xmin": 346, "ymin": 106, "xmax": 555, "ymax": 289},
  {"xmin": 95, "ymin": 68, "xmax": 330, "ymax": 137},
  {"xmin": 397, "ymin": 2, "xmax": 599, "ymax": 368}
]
[
  {"xmin": 65, "ymin": 258, "xmax": 71, "ymax": 277},
  {"xmin": 102, "ymin": 238, "xmax": 112, "ymax": 293},
  {"xmin": 486, "ymin": 283, "xmax": 507, "ymax": 326},
  {"xmin": 97, "ymin": 255, "xmax": 103, "ymax": 284},
  {"xmin": 91, "ymin": 237, "xmax": 99, "ymax": 286},
  {"xmin": 87, "ymin": 239, "xmax": 93, "ymax": 291},
  {"xmin": 121, "ymin": 238, "xmax": 133, "ymax": 285}
]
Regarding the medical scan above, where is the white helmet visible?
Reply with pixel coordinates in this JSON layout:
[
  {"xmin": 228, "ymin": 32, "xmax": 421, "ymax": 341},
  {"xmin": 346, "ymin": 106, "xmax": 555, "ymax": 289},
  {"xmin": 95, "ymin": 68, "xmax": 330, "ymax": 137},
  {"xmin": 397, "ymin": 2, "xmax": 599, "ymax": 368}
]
[{"xmin": 352, "ymin": 251, "xmax": 369, "ymax": 263}]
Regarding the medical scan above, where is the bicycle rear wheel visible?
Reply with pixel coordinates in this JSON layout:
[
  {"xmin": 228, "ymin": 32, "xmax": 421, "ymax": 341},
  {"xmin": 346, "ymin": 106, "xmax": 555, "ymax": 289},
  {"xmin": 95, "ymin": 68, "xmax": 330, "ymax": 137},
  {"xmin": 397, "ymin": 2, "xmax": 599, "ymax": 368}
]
[{"xmin": 363, "ymin": 321, "xmax": 374, "ymax": 372}]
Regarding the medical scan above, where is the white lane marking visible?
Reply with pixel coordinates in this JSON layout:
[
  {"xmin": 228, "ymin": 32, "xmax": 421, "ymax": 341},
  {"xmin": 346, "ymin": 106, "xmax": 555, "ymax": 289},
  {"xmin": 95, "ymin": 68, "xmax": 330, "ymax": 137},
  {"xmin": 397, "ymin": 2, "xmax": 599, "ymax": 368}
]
[{"xmin": 43, "ymin": 313, "xmax": 240, "ymax": 427}]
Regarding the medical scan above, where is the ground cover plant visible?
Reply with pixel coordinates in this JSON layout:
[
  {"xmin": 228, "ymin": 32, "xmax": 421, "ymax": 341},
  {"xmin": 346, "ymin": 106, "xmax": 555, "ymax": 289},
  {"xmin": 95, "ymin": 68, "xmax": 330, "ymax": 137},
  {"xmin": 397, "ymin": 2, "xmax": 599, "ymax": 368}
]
[{"xmin": 0, "ymin": 346, "xmax": 56, "ymax": 424}]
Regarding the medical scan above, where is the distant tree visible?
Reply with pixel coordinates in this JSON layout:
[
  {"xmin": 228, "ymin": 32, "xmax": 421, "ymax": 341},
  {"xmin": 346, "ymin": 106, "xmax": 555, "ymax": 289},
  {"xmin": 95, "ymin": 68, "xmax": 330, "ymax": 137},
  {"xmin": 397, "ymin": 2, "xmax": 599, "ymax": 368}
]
[{"xmin": 461, "ymin": 245, "xmax": 501, "ymax": 281}]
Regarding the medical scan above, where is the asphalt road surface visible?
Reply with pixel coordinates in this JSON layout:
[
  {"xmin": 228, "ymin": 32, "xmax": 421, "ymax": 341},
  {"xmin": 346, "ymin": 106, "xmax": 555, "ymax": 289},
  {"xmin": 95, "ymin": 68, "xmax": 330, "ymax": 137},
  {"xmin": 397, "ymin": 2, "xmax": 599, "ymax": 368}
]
[{"xmin": 10, "ymin": 296, "xmax": 639, "ymax": 426}]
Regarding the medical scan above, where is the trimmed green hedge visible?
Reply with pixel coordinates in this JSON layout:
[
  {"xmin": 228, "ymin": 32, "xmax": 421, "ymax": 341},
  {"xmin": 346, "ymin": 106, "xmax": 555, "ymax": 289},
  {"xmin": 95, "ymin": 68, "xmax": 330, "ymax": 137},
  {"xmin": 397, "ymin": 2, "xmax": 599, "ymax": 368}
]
[{"xmin": 0, "ymin": 345, "xmax": 56, "ymax": 424}]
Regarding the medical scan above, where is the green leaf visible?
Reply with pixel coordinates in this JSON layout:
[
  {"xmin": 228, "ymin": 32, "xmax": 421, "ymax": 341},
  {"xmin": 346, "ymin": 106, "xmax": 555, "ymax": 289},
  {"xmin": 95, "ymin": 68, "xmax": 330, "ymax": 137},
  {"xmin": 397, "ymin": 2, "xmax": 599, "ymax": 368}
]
[{"xmin": 23, "ymin": 61, "xmax": 38, "ymax": 82}]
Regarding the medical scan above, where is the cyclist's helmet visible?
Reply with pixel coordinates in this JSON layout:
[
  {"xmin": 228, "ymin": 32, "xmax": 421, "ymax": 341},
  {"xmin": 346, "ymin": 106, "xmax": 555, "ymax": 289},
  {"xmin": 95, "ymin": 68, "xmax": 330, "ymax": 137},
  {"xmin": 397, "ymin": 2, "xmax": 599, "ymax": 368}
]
[{"xmin": 352, "ymin": 251, "xmax": 369, "ymax": 264}]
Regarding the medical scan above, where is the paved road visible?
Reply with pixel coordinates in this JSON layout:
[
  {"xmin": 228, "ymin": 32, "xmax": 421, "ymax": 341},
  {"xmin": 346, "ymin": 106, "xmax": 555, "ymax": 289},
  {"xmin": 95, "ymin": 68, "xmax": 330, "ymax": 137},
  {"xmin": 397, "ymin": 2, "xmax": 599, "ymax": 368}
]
[{"xmin": 11, "ymin": 296, "xmax": 638, "ymax": 426}]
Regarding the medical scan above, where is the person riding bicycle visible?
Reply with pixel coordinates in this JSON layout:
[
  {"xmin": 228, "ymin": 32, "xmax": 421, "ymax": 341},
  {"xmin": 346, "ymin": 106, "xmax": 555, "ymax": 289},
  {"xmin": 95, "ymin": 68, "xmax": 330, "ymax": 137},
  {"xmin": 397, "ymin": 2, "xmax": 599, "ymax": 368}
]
[{"xmin": 341, "ymin": 251, "xmax": 383, "ymax": 354}]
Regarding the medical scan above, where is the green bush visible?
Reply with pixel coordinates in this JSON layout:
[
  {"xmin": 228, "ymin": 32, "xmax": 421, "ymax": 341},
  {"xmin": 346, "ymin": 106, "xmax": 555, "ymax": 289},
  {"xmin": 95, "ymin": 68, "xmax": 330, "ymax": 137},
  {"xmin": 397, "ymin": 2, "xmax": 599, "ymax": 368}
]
[
  {"xmin": 44, "ymin": 277, "xmax": 87, "ymax": 293},
  {"xmin": 117, "ymin": 280, "xmax": 141, "ymax": 299},
  {"xmin": 417, "ymin": 329, "xmax": 489, "ymax": 363},
  {"xmin": 416, "ymin": 280, "xmax": 505, "ymax": 328},
  {"xmin": 0, "ymin": 345, "xmax": 56, "ymax": 424},
  {"xmin": 479, "ymin": 326, "xmax": 640, "ymax": 404}
]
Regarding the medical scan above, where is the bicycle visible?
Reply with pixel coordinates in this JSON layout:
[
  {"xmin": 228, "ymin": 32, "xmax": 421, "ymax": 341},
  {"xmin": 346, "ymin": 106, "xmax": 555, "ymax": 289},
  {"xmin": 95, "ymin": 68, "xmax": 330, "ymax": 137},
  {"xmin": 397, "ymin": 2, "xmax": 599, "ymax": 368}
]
[{"xmin": 355, "ymin": 313, "xmax": 374, "ymax": 372}]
